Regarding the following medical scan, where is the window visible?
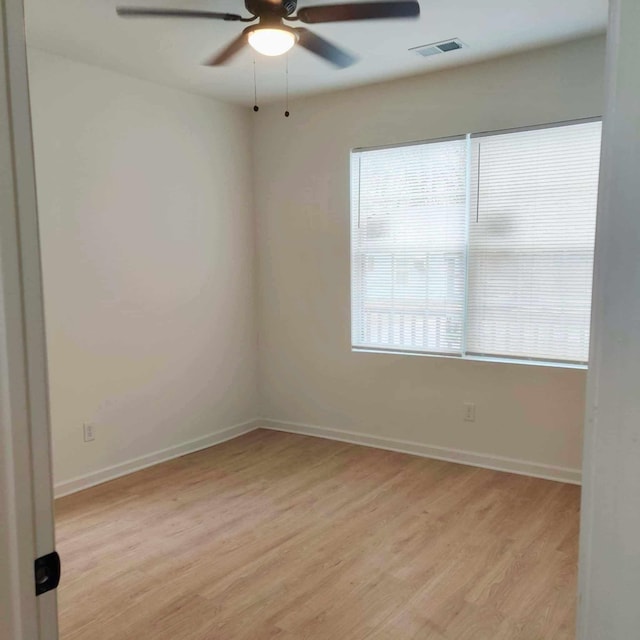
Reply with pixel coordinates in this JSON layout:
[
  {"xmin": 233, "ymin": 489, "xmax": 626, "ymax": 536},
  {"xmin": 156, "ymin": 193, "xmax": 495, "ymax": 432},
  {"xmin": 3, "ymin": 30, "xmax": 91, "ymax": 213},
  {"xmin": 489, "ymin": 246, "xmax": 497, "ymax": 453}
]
[{"xmin": 351, "ymin": 119, "xmax": 602, "ymax": 366}]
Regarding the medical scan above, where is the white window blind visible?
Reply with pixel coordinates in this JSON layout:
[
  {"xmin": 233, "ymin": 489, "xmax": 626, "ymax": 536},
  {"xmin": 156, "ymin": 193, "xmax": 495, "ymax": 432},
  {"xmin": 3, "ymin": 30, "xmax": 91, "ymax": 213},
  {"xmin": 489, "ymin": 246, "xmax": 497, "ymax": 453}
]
[
  {"xmin": 467, "ymin": 121, "xmax": 601, "ymax": 363},
  {"xmin": 351, "ymin": 137, "xmax": 468, "ymax": 355},
  {"xmin": 351, "ymin": 119, "xmax": 602, "ymax": 366}
]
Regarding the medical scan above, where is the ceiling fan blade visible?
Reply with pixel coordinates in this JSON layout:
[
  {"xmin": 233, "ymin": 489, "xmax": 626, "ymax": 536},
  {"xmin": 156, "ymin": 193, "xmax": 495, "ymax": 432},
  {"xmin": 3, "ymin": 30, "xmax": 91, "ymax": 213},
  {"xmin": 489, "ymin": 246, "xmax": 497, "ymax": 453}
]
[
  {"xmin": 116, "ymin": 7, "xmax": 248, "ymax": 22},
  {"xmin": 296, "ymin": 1, "xmax": 419, "ymax": 24},
  {"xmin": 295, "ymin": 28, "xmax": 356, "ymax": 68},
  {"xmin": 204, "ymin": 33, "xmax": 249, "ymax": 65}
]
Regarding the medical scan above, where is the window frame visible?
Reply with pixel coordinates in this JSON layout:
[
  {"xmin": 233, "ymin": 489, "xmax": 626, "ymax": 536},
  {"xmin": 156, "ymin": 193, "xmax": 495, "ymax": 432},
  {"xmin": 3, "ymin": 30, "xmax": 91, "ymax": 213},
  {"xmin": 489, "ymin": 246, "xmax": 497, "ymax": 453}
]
[{"xmin": 350, "ymin": 117, "xmax": 602, "ymax": 370}]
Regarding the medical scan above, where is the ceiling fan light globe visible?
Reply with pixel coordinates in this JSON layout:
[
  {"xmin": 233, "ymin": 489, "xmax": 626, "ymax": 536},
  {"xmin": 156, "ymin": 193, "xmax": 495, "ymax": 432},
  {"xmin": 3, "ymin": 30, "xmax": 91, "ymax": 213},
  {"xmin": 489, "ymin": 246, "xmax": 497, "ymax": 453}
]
[{"xmin": 248, "ymin": 28, "xmax": 296, "ymax": 56}]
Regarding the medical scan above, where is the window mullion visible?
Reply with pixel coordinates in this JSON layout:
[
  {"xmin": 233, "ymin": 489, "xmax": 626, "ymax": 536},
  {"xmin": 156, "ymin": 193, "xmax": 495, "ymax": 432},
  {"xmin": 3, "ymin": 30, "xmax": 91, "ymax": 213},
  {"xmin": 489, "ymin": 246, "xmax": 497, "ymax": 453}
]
[{"xmin": 461, "ymin": 133, "xmax": 472, "ymax": 358}]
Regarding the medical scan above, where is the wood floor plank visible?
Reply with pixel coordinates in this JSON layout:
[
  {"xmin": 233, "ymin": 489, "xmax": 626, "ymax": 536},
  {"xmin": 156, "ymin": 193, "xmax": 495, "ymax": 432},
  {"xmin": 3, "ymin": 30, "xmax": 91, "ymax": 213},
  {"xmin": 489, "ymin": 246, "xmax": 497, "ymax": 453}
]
[{"xmin": 55, "ymin": 429, "xmax": 579, "ymax": 639}]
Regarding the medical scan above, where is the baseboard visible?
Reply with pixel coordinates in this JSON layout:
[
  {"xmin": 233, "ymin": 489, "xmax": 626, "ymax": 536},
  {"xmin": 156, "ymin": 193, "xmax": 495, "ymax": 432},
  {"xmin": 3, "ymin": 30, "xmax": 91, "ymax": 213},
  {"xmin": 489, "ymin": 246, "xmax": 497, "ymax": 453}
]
[
  {"xmin": 54, "ymin": 416, "xmax": 581, "ymax": 497},
  {"xmin": 260, "ymin": 418, "xmax": 582, "ymax": 485},
  {"xmin": 54, "ymin": 419, "xmax": 261, "ymax": 498}
]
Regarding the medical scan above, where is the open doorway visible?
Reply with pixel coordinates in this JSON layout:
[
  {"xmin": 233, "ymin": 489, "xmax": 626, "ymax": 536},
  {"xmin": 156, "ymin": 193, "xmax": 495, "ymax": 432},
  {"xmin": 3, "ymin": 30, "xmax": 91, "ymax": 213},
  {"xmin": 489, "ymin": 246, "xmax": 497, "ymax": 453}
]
[{"xmin": 7, "ymin": 0, "xmax": 620, "ymax": 638}]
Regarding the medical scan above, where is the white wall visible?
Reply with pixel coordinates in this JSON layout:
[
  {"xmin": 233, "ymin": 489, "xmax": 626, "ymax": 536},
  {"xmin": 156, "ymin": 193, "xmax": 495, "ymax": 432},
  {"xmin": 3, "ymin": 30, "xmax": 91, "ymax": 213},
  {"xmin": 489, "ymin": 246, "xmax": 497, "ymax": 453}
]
[
  {"xmin": 27, "ymin": 49, "xmax": 257, "ymax": 489},
  {"xmin": 254, "ymin": 36, "xmax": 606, "ymax": 479},
  {"xmin": 578, "ymin": 0, "xmax": 640, "ymax": 636},
  {"xmin": 28, "ymin": 36, "xmax": 607, "ymax": 491}
]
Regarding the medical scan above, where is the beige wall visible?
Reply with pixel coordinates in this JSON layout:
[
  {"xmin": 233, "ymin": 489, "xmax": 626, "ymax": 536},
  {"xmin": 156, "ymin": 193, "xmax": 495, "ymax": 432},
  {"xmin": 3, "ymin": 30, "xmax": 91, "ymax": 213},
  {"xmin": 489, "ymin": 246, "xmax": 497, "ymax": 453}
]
[
  {"xmin": 28, "ymin": 36, "xmax": 607, "ymax": 490},
  {"xmin": 28, "ymin": 49, "xmax": 257, "ymax": 488},
  {"xmin": 254, "ymin": 36, "xmax": 606, "ymax": 477}
]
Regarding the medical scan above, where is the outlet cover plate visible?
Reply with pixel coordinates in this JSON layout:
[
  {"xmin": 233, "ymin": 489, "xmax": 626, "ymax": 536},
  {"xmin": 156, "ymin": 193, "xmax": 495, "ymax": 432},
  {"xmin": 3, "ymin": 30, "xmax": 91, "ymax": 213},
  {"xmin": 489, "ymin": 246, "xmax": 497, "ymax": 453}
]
[
  {"xmin": 83, "ymin": 423, "xmax": 95, "ymax": 442},
  {"xmin": 464, "ymin": 403, "xmax": 476, "ymax": 422}
]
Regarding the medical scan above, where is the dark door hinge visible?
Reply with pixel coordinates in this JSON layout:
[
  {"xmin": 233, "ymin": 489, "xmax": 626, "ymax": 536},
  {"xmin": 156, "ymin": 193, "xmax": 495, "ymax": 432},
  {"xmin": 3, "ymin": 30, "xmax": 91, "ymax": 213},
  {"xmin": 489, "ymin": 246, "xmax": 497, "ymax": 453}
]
[{"xmin": 34, "ymin": 551, "xmax": 60, "ymax": 596}]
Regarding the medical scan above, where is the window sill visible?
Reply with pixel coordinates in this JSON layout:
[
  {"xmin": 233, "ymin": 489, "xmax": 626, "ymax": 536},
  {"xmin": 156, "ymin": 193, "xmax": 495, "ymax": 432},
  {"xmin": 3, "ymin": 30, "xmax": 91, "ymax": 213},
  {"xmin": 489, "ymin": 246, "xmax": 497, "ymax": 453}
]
[{"xmin": 351, "ymin": 348, "xmax": 588, "ymax": 370}]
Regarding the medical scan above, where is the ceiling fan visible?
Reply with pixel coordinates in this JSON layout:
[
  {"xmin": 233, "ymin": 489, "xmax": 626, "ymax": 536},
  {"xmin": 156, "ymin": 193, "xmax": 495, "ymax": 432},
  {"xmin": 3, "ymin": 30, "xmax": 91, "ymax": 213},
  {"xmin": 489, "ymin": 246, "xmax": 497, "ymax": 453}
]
[{"xmin": 116, "ymin": 0, "xmax": 421, "ymax": 68}]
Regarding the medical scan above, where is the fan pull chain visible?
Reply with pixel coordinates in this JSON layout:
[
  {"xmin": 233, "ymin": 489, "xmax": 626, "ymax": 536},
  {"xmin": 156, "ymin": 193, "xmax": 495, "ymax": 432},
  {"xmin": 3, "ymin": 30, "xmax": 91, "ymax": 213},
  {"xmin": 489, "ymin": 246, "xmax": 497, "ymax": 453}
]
[
  {"xmin": 284, "ymin": 53, "xmax": 290, "ymax": 118},
  {"xmin": 253, "ymin": 55, "xmax": 259, "ymax": 112}
]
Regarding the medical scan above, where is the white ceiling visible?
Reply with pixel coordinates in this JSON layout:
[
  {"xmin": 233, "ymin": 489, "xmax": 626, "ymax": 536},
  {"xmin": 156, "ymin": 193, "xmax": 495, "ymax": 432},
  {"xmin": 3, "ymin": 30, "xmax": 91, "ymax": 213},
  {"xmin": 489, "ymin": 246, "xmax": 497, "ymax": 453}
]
[{"xmin": 25, "ymin": 0, "xmax": 608, "ymax": 105}]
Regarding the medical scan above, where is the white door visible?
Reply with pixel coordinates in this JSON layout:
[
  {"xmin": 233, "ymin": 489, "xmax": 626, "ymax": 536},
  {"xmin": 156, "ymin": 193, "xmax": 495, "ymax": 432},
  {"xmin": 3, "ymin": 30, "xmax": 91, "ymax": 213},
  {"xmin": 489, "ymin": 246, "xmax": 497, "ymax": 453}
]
[{"xmin": 0, "ymin": 0, "xmax": 58, "ymax": 638}]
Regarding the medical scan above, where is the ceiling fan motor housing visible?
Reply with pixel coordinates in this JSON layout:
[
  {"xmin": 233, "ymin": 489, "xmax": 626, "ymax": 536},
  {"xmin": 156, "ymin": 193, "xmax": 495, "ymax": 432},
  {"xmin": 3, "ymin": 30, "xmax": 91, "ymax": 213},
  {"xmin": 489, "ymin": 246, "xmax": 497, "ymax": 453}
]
[{"xmin": 245, "ymin": 0, "xmax": 298, "ymax": 18}]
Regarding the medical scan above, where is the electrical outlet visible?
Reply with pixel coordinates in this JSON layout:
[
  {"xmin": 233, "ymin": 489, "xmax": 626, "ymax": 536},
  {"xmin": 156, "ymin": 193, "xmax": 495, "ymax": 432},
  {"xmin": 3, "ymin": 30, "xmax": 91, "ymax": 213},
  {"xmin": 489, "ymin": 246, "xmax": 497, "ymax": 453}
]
[
  {"xmin": 83, "ymin": 423, "xmax": 95, "ymax": 442},
  {"xmin": 463, "ymin": 402, "xmax": 476, "ymax": 422}
]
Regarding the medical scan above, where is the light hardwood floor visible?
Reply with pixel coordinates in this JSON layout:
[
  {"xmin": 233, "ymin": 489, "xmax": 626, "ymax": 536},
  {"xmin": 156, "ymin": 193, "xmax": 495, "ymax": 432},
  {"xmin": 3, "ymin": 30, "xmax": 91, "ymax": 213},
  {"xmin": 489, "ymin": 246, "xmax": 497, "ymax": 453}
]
[{"xmin": 55, "ymin": 429, "xmax": 580, "ymax": 639}]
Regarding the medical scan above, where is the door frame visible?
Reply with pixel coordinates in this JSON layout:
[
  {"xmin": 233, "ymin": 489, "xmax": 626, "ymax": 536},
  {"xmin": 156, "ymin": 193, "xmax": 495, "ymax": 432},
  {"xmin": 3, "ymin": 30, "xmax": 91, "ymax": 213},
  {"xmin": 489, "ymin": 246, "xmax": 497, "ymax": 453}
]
[
  {"xmin": 576, "ymin": 0, "xmax": 640, "ymax": 637},
  {"xmin": 0, "ymin": 0, "xmax": 57, "ymax": 638}
]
